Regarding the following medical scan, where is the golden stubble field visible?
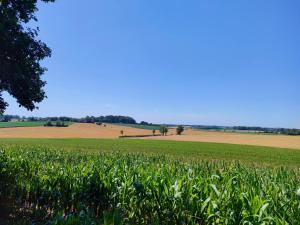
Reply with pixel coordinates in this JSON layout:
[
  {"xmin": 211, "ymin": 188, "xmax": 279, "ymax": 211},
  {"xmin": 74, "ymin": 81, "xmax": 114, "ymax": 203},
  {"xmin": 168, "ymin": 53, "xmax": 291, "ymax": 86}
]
[
  {"xmin": 142, "ymin": 128, "xmax": 300, "ymax": 150},
  {"xmin": 0, "ymin": 123, "xmax": 299, "ymax": 149},
  {"xmin": 0, "ymin": 123, "xmax": 150, "ymax": 139}
]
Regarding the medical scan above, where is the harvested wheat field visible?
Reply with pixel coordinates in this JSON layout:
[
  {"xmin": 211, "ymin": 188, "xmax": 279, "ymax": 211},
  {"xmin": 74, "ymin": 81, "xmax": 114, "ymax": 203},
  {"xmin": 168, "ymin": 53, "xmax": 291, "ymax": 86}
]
[
  {"xmin": 0, "ymin": 123, "xmax": 153, "ymax": 139},
  {"xmin": 141, "ymin": 128, "xmax": 300, "ymax": 150}
]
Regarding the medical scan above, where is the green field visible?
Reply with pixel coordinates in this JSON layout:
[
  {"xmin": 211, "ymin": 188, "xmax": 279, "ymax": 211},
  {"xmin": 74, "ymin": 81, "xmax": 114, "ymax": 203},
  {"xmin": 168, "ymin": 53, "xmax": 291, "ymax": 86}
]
[
  {"xmin": 0, "ymin": 138, "xmax": 300, "ymax": 167},
  {"xmin": 0, "ymin": 140, "xmax": 299, "ymax": 224},
  {"xmin": 116, "ymin": 123, "xmax": 161, "ymax": 130},
  {"xmin": 0, "ymin": 121, "xmax": 73, "ymax": 128},
  {"xmin": 0, "ymin": 121, "xmax": 46, "ymax": 128}
]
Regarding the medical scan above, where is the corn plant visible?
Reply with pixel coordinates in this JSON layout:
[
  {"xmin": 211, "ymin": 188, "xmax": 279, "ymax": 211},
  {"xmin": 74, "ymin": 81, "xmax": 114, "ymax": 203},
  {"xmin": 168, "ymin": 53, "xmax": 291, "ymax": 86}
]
[{"xmin": 0, "ymin": 145, "xmax": 299, "ymax": 224}]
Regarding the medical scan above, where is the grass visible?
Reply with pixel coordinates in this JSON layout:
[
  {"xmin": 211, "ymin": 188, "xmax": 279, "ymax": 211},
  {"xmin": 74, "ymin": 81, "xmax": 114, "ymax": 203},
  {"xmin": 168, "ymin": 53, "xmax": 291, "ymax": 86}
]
[
  {"xmin": 0, "ymin": 138, "xmax": 300, "ymax": 167},
  {"xmin": 0, "ymin": 121, "xmax": 73, "ymax": 128},
  {"xmin": 116, "ymin": 123, "xmax": 161, "ymax": 130},
  {"xmin": 0, "ymin": 121, "xmax": 46, "ymax": 128}
]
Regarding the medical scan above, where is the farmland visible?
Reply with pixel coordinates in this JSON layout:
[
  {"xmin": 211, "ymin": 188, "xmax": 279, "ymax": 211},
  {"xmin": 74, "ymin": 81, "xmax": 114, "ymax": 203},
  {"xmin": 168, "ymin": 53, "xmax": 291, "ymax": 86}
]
[
  {"xmin": 0, "ymin": 141, "xmax": 300, "ymax": 224},
  {"xmin": 116, "ymin": 123, "xmax": 161, "ymax": 130},
  {"xmin": 0, "ymin": 121, "xmax": 46, "ymax": 128},
  {"xmin": 0, "ymin": 123, "xmax": 152, "ymax": 139},
  {"xmin": 0, "ymin": 138, "xmax": 300, "ymax": 167},
  {"xmin": 2, "ymin": 0, "xmax": 299, "ymax": 224},
  {"xmin": 1, "ymin": 131, "xmax": 300, "ymax": 224},
  {"xmin": 0, "ymin": 121, "xmax": 73, "ymax": 128},
  {"xmin": 0, "ymin": 123, "xmax": 300, "ymax": 149},
  {"xmin": 141, "ymin": 128, "xmax": 300, "ymax": 150}
]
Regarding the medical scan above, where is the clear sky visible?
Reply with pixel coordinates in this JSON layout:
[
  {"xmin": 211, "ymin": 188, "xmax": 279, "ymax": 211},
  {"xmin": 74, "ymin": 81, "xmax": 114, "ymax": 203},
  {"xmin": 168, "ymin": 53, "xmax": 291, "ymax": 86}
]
[{"xmin": 4, "ymin": 0, "xmax": 300, "ymax": 128}]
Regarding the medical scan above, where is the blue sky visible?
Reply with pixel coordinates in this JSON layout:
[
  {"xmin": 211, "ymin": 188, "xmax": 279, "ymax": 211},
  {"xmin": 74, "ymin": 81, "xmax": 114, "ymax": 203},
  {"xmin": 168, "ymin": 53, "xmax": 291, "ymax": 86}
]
[{"xmin": 4, "ymin": 0, "xmax": 300, "ymax": 128}]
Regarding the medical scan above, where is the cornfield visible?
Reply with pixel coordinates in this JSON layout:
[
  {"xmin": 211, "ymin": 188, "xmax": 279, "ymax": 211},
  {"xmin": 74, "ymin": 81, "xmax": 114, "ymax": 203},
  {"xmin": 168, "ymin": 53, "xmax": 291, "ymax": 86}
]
[{"xmin": 0, "ymin": 145, "xmax": 299, "ymax": 224}]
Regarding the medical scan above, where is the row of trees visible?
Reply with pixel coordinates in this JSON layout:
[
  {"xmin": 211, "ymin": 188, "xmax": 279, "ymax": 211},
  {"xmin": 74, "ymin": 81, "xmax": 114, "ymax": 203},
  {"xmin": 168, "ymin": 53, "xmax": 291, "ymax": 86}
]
[
  {"xmin": 120, "ymin": 126, "xmax": 185, "ymax": 137},
  {"xmin": 73, "ymin": 115, "xmax": 137, "ymax": 124},
  {"xmin": 192, "ymin": 125, "xmax": 300, "ymax": 136},
  {"xmin": 279, "ymin": 129, "xmax": 300, "ymax": 136},
  {"xmin": 233, "ymin": 127, "xmax": 300, "ymax": 135},
  {"xmin": 44, "ymin": 121, "xmax": 68, "ymax": 127},
  {"xmin": 140, "ymin": 121, "xmax": 156, "ymax": 126},
  {"xmin": 0, "ymin": 115, "xmax": 21, "ymax": 122},
  {"xmin": 155, "ymin": 125, "xmax": 184, "ymax": 136},
  {"xmin": 43, "ymin": 115, "xmax": 137, "ymax": 124},
  {"xmin": 1, "ymin": 115, "xmax": 137, "ymax": 124}
]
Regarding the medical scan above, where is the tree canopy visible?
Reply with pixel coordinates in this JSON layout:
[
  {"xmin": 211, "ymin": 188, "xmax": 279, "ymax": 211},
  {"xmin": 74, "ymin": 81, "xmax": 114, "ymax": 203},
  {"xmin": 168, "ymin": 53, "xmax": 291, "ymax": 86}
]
[
  {"xmin": 0, "ymin": 114, "xmax": 138, "ymax": 124},
  {"xmin": 0, "ymin": 0, "xmax": 54, "ymax": 114},
  {"xmin": 176, "ymin": 125, "xmax": 184, "ymax": 135},
  {"xmin": 159, "ymin": 126, "xmax": 168, "ymax": 136}
]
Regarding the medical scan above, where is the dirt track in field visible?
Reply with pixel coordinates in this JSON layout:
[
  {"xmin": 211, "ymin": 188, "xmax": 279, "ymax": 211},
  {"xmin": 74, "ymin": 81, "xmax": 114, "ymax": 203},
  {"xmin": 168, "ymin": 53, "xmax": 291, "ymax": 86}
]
[{"xmin": 0, "ymin": 123, "xmax": 299, "ymax": 149}]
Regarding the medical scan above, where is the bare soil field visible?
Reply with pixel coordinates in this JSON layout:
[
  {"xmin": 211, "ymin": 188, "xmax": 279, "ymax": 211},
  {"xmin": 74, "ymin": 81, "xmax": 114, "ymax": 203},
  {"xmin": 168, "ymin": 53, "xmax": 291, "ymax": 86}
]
[{"xmin": 0, "ymin": 123, "xmax": 299, "ymax": 149}]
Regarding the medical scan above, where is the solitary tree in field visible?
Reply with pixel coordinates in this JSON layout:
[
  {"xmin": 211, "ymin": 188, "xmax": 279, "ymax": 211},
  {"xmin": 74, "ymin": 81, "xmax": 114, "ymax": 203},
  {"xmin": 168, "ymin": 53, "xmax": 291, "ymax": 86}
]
[
  {"xmin": 0, "ymin": 0, "xmax": 55, "ymax": 114},
  {"xmin": 152, "ymin": 129, "xmax": 156, "ymax": 136},
  {"xmin": 159, "ymin": 126, "xmax": 168, "ymax": 136},
  {"xmin": 176, "ymin": 125, "xmax": 184, "ymax": 135}
]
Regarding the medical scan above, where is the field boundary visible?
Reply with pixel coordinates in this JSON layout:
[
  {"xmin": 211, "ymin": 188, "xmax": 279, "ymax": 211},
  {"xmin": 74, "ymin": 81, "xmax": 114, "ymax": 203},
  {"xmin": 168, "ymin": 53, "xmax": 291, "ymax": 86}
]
[{"xmin": 119, "ymin": 134, "xmax": 162, "ymax": 138}]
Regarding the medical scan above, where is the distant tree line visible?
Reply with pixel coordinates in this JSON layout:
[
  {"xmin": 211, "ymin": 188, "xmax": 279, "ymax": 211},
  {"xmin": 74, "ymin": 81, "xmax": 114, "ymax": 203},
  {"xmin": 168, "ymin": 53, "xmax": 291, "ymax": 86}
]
[
  {"xmin": 44, "ymin": 121, "xmax": 68, "ymax": 127},
  {"xmin": 272, "ymin": 128, "xmax": 300, "ymax": 136},
  {"xmin": 75, "ymin": 115, "xmax": 137, "ymax": 124},
  {"xmin": 192, "ymin": 125, "xmax": 300, "ymax": 136},
  {"xmin": 1, "ymin": 114, "xmax": 137, "ymax": 124},
  {"xmin": 233, "ymin": 126, "xmax": 300, "ymax": 135},
  {"xmin": 192, "ymin": 125, "xmax": 227, "ymax": 130},
  {"xmin": 140, "ymin": 121, "xmax": 155, "ymax": 126},
  {"xmin": 0, "ymin": 115, "xmax": 21, "ymax": 122}
]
